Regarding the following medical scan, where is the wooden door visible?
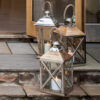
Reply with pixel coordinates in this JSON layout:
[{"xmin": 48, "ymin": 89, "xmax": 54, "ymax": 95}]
[{"xmin": 26, "ymin": 0, "xmax": 36, "ymax": 37}]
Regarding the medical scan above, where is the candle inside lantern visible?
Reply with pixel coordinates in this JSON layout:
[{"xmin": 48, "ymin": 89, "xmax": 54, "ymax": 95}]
[
  {"xmin": 68, "ymin": 49, "xmax": 75, "ymax": 62},
  {"xmin": 51, "ymin": 76, "xmax": 62, "ymax": 91},
  {"xmin": 44, "ymin": 42, "xmax": 51, "ymax": 53}
]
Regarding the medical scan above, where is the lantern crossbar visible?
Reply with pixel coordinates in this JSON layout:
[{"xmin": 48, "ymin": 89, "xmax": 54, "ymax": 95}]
[
  {"xmin": 41, "ymin": 61, "xmax": 62, "ymax": 90},
  {"xmin": 64, "ymin": 62, "xmax": 73, "ymax": 87},
  {"xmin": 41, "ymin": 61, "xmax": 62, "ymax": 89},
  {"xmin": 67, "ymin": 37, "xmax": 85, "ymax": 61}
]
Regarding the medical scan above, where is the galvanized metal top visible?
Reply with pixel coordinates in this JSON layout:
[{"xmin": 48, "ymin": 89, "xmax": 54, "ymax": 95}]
[
  {"xmin": 40, "ymin": 50, "xmax": 72, "ymax": 63},
  {"xmin": 35, "ymin": 11, "xmax": 55, "ymax": 27}
]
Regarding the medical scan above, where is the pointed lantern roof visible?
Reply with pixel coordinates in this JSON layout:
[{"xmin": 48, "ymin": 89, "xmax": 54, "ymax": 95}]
[
  {"xmin": 40, "ymin": 50, "xmax": 72, "ymax": 64},
  {"xmin": 54, "ymin": 26, "xmax": 85, "ymax": 37}
]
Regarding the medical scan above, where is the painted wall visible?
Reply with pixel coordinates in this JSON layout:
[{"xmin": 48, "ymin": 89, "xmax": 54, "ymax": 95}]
[{"xmin": 0, "ymin": 0, "xmax": 26, "ymax": 33}]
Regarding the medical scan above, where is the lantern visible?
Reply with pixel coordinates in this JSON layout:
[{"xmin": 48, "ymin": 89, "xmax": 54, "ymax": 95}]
[
  {"xmin": 40, "ymin": 49, "xmax": 73, "ymax": 96},
  {"xmin": 35, "ymin": 1, "xmax": 56, "ymax": 56},
  {"xmin": 54, "ymin": 4, "xmax": 86, "ymax": 64}
]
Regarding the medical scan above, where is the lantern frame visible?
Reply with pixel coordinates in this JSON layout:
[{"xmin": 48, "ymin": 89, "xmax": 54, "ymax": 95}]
[
  {"xmin": 40, "ymin": 50, "xmax": 73, "ymax": 96},
  {"xmin": 35, "ymin": 1, "xmax": 56, "ymax": 56}
]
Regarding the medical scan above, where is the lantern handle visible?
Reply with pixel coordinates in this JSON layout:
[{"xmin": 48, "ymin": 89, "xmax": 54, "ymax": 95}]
[
  {"xmin": 49, "ymin": 27, "xmax": 63, "ymax": 44},
  {"xmin": 42, "ymin": 1, "xmax": 52, "ymax": 13},
  {"xmin": 63, "ymin": 4, "xmax": 75, "ymax": 20}
]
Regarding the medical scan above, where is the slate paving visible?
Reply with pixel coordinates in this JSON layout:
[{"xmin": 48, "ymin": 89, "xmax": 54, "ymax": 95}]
[
  {"xmin": 8, "ymin": 43, "xmax": 35, "ymax": 54},
  {"xmin": 23, "ymin": 85, "xmax": 50, "ymax": 97},
  {"xmin": 0, "ymin": 42, "xmax": 11, "ymax": 54},
  {"xmin": 23, "ymin": 85, "xmax": 87, "ymax": 97},
  {"xmin": 80, "ymin": 84, "xmax": 100, "ymax": 96},
  {"xmin": 0, "ymin": 83, "xmax": 25, "ymax": 97},
  {"xmin": 67, "ymin": 85, "xmax": 86, "ymax": 97},
  {"xmin": 30, "ymin": 43, "xmax": 39, "ymax": 54},
  {"xmin": 0, "ymin": 55, "xmax": 40, "ymax": 72}
]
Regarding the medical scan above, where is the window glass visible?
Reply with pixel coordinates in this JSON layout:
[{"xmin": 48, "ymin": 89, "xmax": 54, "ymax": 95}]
[
  {"xmin": 32, "ymin": 0, "xmax": 75, "ymax": 23},
  {"xmin": 86, "ymin": 0, "xmax": 100, "ymax": 23}
]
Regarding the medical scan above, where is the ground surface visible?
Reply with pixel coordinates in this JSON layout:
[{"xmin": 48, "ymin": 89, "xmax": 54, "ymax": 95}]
[
  {"xmin": 0, "ymin": 42, "xmax": 99, "ymax": 99},
  {"xmin": 0, "ymin": 42, "xmax": 99, "ymax": 72}
]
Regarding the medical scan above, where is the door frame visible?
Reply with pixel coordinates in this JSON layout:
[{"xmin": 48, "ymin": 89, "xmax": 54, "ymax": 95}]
[
  {"xmin": 75, "ymin": 0, "xmax": 85, "ymax": 32},
  {"xmin": 26, "ymin": 0, "xmax": 36, "ymax": 37}
]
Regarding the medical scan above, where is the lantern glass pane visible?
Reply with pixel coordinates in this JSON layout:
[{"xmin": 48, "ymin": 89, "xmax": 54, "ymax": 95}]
[
  {"xmin": 73, "ymin": 38, "xmax": 85, "ymax": 64},
  {"xmin": 66, "ymin": 37, "xmax": 86, "ymax": 64},
  {"xmin": 64, "ymin": 61, "xmax": 73, "ymax": 92},
  {"xmin": 41, "ymin": 61, "xmax": 63, "ymax": 93}
]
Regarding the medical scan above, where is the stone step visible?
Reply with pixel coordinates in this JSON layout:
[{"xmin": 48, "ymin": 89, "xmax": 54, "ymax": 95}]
[
  {"xmin": 0, "ymin": 83, "xmax": 100, "ymax": 100},
  {"xmin": 0, "ymin": 34, "xmax": 33, "ymax": 42},
  {"xmin": 0, "ymin": 55, "xmax": 40, "ymax": 72},
  {"xmin": 0, "ymin": 83, "xmax": 25, "ymax": 97},
  {"xmin": 0, "ymin": 72, "xmax": 39, "ymax": 86},
  {"xmin": 74, "ymin": 71, "xmax": 100, "ymax": 84},
  {"xmin": 0, "ymin": 83, "xmax": 87, "ymax": 99}
]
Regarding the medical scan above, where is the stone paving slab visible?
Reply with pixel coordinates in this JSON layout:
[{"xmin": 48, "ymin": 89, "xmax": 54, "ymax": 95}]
[
  {"xmin": 0, "ymin": 83, "xmax": 25, "ymax": 97},
  {"xmin": 23, "ymin": 85, "xmax": 50, "ymax": 97},
  {"xmin": 0, "ymin": 55, "xmax": 40, "ymax": 72},
  {"xmin": 74, "ymin": 55, "xmax": 100, "ymax": 71},
  {"xmin": 80, "ymin": 84, "xmax": 100, "ymax": 96},
  {"xmin": 23, "ymin": 85, "xmax": 86, "ymax": 97},
  {"xmin": 30, "ymin": 43, "xmax": 38, "ymax": 54},
  {"xmin": 0, "ymin": 42, "xmax": 11, "ymax": 54},
  {"xmin": 8, "ymin": 43, "xmax": 35, "ymax": 54},
  {"xmin": 67, "ymin": 85, "xmax": 86, "ymax": 97}
]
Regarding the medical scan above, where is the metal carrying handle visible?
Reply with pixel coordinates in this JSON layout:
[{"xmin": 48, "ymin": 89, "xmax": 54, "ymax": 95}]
[
  {"xmin": 49, "ymin": 27, "xmax": 63, "ymax": 44},
  {"xmin": 42, "ymin": 1, "xmax": 52, "ymax": 13},
  {"xmin": 63, "ymin": 4, "xmax": 75, "ymax": 20}
]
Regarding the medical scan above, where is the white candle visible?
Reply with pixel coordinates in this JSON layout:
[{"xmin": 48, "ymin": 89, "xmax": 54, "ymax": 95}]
[
  {"xmin": 44, "ymin": 42, "xmax": 51, "ymax": 53},
  {"xmin": 51, "ymin": 77, "xmax": 62, "ymax": 91}
]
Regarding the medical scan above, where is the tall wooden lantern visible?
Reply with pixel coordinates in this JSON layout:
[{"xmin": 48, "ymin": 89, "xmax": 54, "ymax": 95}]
[
  {"xmin": 40, "ymin": 50, "xmax": 73, "ymax": 96},
  {"xmin": 35, "ymin": 1, "xmax": 56, "ymax": 56}
]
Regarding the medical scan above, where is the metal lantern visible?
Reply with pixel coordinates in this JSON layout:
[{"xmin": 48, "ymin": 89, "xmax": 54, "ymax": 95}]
[
  {"xmin": 35, "ymin": 1, "xmax": 56, "ymax": 56},
  {"xmin": 54, "ymin": 4, "xmax": 86, "ymax": 64},
  {"xmin": 40, "ymin": 49, "xmax": 73, "ymax": 96},
  {"xmin": 56, "ymin": 26, "xmax": 86, "ymax": 64}
]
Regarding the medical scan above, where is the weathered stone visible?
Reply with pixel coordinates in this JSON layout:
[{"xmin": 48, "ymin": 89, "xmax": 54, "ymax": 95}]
[
  {"xmin": 0, "ymin": 73, "xmax": 18, "ymax": 83},
  {"xmin": 67, "ymin": 85, "xmax": 86, "ymax": 97},
  {"xmin": 77, "ymin": 72, "xmax": 100, "ymax": 83},
  {"xmin": 68, "ymin": 97, "xmax": 80, "ymax": 100},
  {"xmin": 8, "ymin": 43, "xmax": 35, "ymax": 55},
  {"xmin": 91, "ymin": 97, "xmax": 100, "ymax": 100},
  {"xmin": 0, "ymin": 83, "xmax": 25, "ymax": 97},
  {"xmin": 0, "ymin": 42, "xmax": 11, "ymax": 54},
  {"xmin": 81, "ymin": 84, "xmax": 100, "ymax": 96},
  {"xmin": 32, "ymin": 97, "xmax": 62, "ymax": 100},
  {"xmin": 23, "ymin": 85, "xmax": 50, "ymax": 97},
  {"xmin": 0, "ymin": 97, "xmax": 12, "ymax": 100},
  {"xmin": 13, "ymin": 98, "xmax": 31, "ymax": 100},
  {"xmin": 19, "ymin": 72, "xmax": 37, "ymax": 85}
]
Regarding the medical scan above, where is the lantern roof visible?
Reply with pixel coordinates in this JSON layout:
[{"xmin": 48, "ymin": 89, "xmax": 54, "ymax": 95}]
[
  {"xmin": 54, "ymin": 26, "xmax": 85, "ymax": 37},
  {"xmin": 35, "ymin": 11, "xmax": 55, "ymax": 27},
  {"xmin": 40, "ymin": 50, "xmax": 72, "ymax": 63}
]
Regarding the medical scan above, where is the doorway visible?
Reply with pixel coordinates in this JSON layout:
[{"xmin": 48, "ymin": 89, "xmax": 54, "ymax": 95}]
[
  {"xmin": 86, "ymin": 0, "xmax": 100, "ymax": 42},
  {"xmin": 0, "ymin": 0, "xmax": 26, "ymax": 34}
]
